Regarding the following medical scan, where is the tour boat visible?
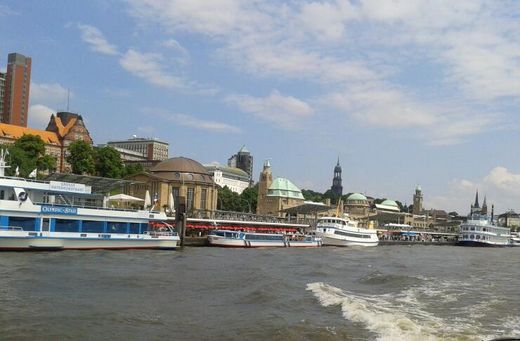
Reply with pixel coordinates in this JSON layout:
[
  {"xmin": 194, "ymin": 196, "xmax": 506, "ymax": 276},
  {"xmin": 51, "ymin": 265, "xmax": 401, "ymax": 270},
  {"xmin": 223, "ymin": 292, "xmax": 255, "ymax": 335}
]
[
  {"xmin": 315, "ymin": 216, "xmax": 379, "ymax": 247},
  {"xmin": 0, "ymin": 151, "xmax": 179, "ymax": 250},
  {"xmin": 510, "ymin": 232, "xmax": 520, "ymax": 247},
  {"xmin": 208, "ymin": 230, "xmax": 322, "ymax": 248},
  {"xmin": 458, "ymin": 214, "xmax": 511, "ymax": 247}
]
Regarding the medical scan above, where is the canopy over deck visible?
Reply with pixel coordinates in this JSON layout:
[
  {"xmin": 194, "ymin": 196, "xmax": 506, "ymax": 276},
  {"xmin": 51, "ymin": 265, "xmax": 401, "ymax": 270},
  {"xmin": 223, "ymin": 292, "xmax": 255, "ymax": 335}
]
[{"xmin": 45, "ymin": 173, "xmax": 143, "ymax": 194}]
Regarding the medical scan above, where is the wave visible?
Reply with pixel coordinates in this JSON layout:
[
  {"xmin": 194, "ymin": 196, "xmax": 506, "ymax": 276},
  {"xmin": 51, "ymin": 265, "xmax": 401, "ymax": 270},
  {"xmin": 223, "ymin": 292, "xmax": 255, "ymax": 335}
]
[{"xmin": 306, "ymin": 281, "xmax": 502, "ymax": 341}]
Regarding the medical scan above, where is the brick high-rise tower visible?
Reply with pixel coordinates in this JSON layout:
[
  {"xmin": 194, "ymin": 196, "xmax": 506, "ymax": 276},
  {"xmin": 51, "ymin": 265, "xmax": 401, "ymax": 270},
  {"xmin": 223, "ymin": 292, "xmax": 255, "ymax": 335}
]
[{"xmin": 2, "ymin": 53, "xmax": 32, "ymax": 127}]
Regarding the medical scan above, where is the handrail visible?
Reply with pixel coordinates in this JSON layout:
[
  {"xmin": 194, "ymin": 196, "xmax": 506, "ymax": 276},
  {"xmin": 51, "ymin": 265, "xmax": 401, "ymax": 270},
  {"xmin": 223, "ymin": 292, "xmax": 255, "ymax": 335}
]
[{"xmin": 0, "ymin": 225, "xmax": 24, "ymax": 231}]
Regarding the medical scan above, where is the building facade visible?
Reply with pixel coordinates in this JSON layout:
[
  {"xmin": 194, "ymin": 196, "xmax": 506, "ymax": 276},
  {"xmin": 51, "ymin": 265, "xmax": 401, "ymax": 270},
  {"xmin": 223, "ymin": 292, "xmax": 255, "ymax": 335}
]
[
  {"xmin": 330, "ymin": 158, "xmax": 343, "ymax": 199},
  {"xmin": 204, "ymin": 163, "xmax": 250, "ymax": 194},
  {"xmin": 107, "ymin": 137, "xmax": 169, "ymax": 162},
  {"xmin": 228, "ymin": 145, "xmax": 253, "ymax": 184},
  {"xmin": 46, "ymin": 112, "xmax": 93, "ymax": 172},
  {"xmin": 0, "ymin": 72, "xmax": 5, "ymax": 119},
  {"xmin": 2, "ymin": 53, "xmax": 31, "ymax": 127},
  {"xmin": 124, "ymin": 157, "xmax": 218, "ymax": 214},
  {"xmin": 256, "ymin": 160, "xmax": 305, "ymax": 216}
]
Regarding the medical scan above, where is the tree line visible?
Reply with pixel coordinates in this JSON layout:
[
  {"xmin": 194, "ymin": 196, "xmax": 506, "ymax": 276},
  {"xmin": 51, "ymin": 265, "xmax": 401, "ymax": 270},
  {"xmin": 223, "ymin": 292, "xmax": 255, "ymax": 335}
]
[{"xmin": 1, "ymin": 135, "xmax": 143, "ymax": 179}]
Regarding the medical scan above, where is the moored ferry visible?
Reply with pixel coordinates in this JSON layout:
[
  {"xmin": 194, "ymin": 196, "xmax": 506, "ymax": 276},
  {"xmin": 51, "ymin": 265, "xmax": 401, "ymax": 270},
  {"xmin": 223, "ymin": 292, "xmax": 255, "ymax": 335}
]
[
  {"xmin": 208, "ymin": 230, "xmax": 322, "ymax": 248},
  {"xmin": 458, "ymin": 192, "xmax": 511, "ymax": 247},
  {"xmin": 315, "ymin": 216, "xmax": 379, "ymax": 247},
  {"xmin": 0, "ymin": 151, "xmax": 179, "ymax": 250}
]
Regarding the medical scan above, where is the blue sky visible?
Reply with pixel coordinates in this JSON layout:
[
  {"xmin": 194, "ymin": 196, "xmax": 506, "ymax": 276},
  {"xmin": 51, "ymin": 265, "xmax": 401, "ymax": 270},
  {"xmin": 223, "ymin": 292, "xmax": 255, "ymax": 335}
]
[{"xmin": 1, "ymin": 0, "xmax": 519, "ymax": 213}]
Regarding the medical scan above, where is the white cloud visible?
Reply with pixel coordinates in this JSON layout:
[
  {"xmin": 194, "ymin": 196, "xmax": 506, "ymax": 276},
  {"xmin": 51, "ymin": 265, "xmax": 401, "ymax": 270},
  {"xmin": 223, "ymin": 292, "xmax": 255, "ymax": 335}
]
[
  {"xmin": 28, "ymin": 105, "xmax": 56, "ymax": 129},
  {"xmin": 119, "ymin": 49, "xmax": 183, "ymax": 88},
  {"xmin": 227, "ymin": 90, "xmax": 313, "ymax": 130},
  {"xmin": 77, "ymin": 23, "xmax": 119, "ymax": 56},
  {"xmin": 429, "ymin": 166, "xmax": 520, "ymax": 213},
  {"xmin": 124, "ymin": 0, "xmax": 517, "ymax": 144},
  {"xmin": 30, "ymin": 82, "xmax": 71, "ymax": 106},
  {"xmin": 146, "ymin": 108, "xmax": 241, "ymax": 134},
  {"xmin": 126, "ymin": 0, "xmax": 264, "ymax": 36}
]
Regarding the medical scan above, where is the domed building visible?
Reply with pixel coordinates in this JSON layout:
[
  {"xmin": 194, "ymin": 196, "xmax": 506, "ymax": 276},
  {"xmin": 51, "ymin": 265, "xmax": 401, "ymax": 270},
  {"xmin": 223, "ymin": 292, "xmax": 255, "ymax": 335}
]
[
  {"xmin": 256, "ymin": 160, "xmax": 305, "ymax": 216},
  {"xmin": 124, "ymin": 157, "xmax": 218, "ymax": 214},
  {"xmin": 376, "ymin": 199, "xmax": 401, "ymax": 212},
  {"xmin": 344, "ymin": 192, "xmax": 370, "ymax": 218}
]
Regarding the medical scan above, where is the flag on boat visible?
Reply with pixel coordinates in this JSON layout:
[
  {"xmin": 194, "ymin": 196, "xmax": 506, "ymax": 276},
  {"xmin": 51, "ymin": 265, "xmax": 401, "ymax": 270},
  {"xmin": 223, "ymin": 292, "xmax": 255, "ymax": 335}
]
[
  {"xmin": 15, "ymin": 166, "xmax": 19, "ymax": 177},
  {"xmin": 144, "ymin": 190, "xmax": 152, "ymax": 209},
  {"xmin": 28, "ymin": 168, "xmax": 37, "ymax": 178}
]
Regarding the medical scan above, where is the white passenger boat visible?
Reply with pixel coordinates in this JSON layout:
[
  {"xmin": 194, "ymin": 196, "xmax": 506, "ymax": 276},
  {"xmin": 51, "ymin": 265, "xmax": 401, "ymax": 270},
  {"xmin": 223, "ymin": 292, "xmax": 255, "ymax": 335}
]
[
  {"xmin": 0, "ymin": 151, "xmax": 179, "ymax": 250},
  {"xmin": 208, "ymin": 230, "xmax": 322, "ymax": 248},
  {"xmin": 458, "ymin": 193, "xmax": 510, "ymax": 247},
  {"xmin": 315, "ymin": 216, "xmax": 379, "ymax": 247},
  {"xmin": 511, "ymin": 232, "xmax": 520, "ymax": 247}
]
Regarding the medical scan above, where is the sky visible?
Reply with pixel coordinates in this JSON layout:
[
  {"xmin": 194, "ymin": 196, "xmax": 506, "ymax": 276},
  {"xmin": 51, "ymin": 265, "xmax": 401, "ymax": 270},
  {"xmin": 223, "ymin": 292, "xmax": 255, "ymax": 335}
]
[{"xmin": 1, "ymin": 0, "xmax": 519, "ymax": 214}]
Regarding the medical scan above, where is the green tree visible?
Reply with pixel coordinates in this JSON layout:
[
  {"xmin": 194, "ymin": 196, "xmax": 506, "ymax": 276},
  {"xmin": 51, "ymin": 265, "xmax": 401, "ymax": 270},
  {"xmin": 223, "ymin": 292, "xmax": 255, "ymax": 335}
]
[
  {"xmin": 240, "ymin": 185, "xmax": 258, "ymax": 213},
  {"xmin": 2, "ymin": 135, "xmax": 57, "ymax": 177},
  {"xmin": 95, "ymin": 146, "xmax": 124, "ymax": 178},
  {"xmin": 217, "ymin": 186, "xmax": 240, "ymax": 211},
  {"xmin": 66, "ymin": 140, "xmax": 95, "ymax": 175},
  {"xmin": 124, "ymin": 163, "xmax": 144, "ymax": 177}
]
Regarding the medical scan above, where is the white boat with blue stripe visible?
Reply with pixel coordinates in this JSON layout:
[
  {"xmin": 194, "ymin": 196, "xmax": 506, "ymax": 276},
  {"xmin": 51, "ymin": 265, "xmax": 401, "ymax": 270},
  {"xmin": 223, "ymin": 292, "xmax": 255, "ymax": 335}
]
[
  {"xmin": 0, "ymin": 151, "xmax": 179, "ymax": 251},
  {"xmin": 208, "ymin": 230, "xmax": 322, "ymax": 248},
  {"xmin": 315, "ymin": 216, "xmax": 379, "ymax": 247}
]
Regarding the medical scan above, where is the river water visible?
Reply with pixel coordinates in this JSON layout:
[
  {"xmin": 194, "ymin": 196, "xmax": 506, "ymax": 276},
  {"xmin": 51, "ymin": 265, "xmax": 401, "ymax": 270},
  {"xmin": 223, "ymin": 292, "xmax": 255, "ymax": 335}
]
[{"xmin": 0, "ymin": 246, "xmax": 519, "ymax": 340}]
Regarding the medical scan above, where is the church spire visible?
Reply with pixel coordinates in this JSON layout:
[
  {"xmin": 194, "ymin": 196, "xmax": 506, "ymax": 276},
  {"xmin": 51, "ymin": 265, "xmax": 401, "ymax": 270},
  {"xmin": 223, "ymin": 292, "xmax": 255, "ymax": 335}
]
[{"xmin": 474, "ymin": 189, "xmax": 480, "ymax": 208}]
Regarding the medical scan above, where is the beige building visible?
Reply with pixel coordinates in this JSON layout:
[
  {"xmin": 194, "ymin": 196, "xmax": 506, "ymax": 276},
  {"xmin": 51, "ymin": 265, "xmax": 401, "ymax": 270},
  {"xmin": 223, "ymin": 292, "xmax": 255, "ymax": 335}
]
[
  {"xmin": 256, "ymin": 160, "xmax": 305, "ymax": 216},
  {"xmin": 124, "ymin": 157, "xmax": 218, "ymax": 214},
  {"xmin": 107, "ymin": 137, "xmax": 169, "ymax": 162}
]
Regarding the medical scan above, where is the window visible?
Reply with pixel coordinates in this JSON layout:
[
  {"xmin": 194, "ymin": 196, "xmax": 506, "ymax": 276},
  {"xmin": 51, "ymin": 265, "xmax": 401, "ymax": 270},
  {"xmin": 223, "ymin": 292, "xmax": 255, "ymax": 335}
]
[
  {"xmin": 129, "ymin": 223, "xmax": 140, "ymax": 234},
  {"xmin": 83, "ymin": 220, "xmax": 104, "ymax": 233},
  {"xmin": 172, "ymin": 187, "xmax": 180, "ymax": 202},
  {"xmin": 200, "ymin": 189, "xmax": 207, "ymax": 210},
  {"xmin": 54, "ymin": 219, "xmax": 79, "ymax": 233},
  {"xmin": 108, "ymin": 222, "xmax": 127, "ymax": 234},
  {"xmin": 9, "ymin": 216, "xmax": 36, "ymax": 231},
  {"xmin": 187, "ymin": 188, "xmax": 194, "ymax": 211},
  {"xmin": 141, "ymin": 223, "xmax": 148, "ymax": 233}
]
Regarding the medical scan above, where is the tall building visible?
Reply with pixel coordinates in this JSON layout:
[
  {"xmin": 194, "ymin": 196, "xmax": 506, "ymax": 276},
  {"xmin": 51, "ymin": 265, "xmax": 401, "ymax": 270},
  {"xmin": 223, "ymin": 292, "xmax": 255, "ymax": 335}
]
[
  {"xmin": 412, "ymin": 185, "xmax": 423, "ymax": 214},
  {"xmin": 228, "ymin": 145, "xmax": 253, "ymax": 184},
  {"xmin": 470, "ymin": 190, "xmax": 481, "ymax": 215},
  {"xmin": 330, "ymin": 158, "xmax": 343, "ymax": 198},
  {"xmin": 107, "ymin": 137, "xmax": 169, "ymax": 162},
  {"xmin": 0, "ymin": 72, "xmax": 5, "ymax": 119},
  {"xmin": 2, "ymin": 53, "xmax": 31, "ymax": 127},
  {"xmin": 256, "ymin": 159, "xmax": 273, "ymax": 213}
]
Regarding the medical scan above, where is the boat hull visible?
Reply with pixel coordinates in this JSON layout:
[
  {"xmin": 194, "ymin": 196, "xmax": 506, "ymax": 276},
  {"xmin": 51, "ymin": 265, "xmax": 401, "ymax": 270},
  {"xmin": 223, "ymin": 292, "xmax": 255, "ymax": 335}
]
[
  {"xmin": 319, "ymin": 234, "xmax": 379, "ymax": 247},
  {"xmin": 457, "ymin": 240, "xmax": 510, "ymax": 247},
  {"xmin": 208, "ymin": 235, "xmax": 321, "ymax": 248},
  {"xmin": 0, "ymin": 232, "xmax": 179, "ymax": 251}
]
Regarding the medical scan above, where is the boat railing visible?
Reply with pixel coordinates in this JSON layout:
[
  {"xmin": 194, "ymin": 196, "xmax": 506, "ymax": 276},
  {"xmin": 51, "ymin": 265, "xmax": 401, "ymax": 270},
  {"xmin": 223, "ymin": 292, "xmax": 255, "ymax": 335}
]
[
  {"xmin": 32, "ymin": 201, "xmax": 157, "ymax": 213},
  {"xmin": 146, "ymin": 231, "xmax": 178, "ymax": 237},
  {"xmin": 0, "ymin": 225, "xmax": 24, "ymax": 231}
]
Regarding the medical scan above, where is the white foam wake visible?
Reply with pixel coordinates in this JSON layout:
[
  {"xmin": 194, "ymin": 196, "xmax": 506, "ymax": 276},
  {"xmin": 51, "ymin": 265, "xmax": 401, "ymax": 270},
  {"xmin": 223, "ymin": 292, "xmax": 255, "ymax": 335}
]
[{"xmin": 306, "ymin": 282, "xmax": 481, "ymax": 341}]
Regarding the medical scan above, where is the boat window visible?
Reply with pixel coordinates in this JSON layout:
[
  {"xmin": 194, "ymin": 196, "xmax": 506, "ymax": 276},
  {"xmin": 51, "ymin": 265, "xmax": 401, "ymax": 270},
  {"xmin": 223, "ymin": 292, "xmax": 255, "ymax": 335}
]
[
  {"xmin": 476, "ymin": 235, "xmax": 480, "ymax": 239},
  {"xmin": 470, "ymin": 234, "xmax": 474, "ymax": 239},
  {"xmin": 82, "ymin": 220, "xmax": 104, "ymax": 233},
  {"xmin": 9, "ymin": 216, "xmax": 36, "ymax": 231},
  {"xmin": 129, "ymin": 223, "xmax": 140, "ymax": 234},
  {"xmin": 108, "ymin": 222, "xmax": 128, "ymax": 234},
  {"xmin": 141, "ymin": 224, "xmax": 148, "ymax": 234},
  {"xmin": 54, "ymin": 219, "xmax": 79, "ymax": 233},
  {"xmin": 0, "ymin": 190, "xmax": 4, "ymax": 200},
  {"xmin": 334, "ymin": 230, "xmax": 371, "ymax": 239}
]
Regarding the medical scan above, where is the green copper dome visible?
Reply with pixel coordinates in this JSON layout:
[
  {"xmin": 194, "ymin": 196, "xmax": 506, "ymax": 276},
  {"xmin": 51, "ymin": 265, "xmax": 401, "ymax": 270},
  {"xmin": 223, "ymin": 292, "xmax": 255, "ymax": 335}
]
[
  {"xmin": 347, "ymin": 193, "xmax": 367, "ymax": 201},
  {"xmin": 381, "ymin": 199, "xmax": 398, "ymax": 207},
  {"xmin": 267, "ymin": 178, "xmax": 304, "ymax": 199}
]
